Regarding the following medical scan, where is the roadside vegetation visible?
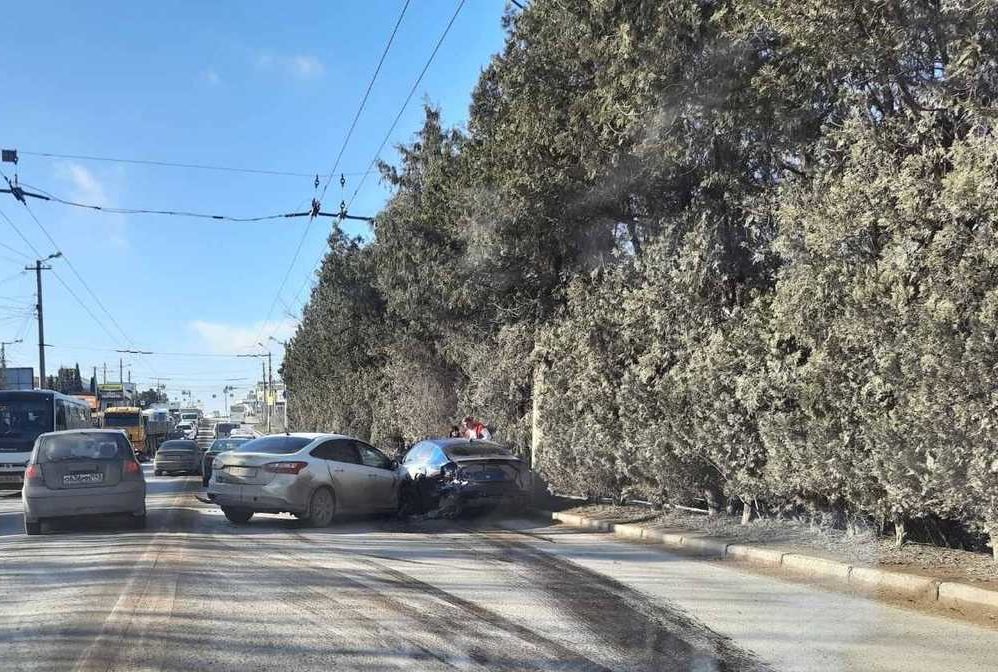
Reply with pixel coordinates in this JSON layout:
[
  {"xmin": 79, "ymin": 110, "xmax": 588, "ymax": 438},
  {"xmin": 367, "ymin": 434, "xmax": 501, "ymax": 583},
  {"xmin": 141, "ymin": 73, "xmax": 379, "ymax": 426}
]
[{"xmin": 282, "ymin": 1, "xmax": 998, "ymax": 557}]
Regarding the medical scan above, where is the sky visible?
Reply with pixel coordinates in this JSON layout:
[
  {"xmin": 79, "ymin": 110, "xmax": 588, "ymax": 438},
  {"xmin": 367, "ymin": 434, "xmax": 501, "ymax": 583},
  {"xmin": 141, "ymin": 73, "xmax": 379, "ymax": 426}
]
[{"xmin": 0, "ymin": 0, "xmax": 509, "ymax": 413}]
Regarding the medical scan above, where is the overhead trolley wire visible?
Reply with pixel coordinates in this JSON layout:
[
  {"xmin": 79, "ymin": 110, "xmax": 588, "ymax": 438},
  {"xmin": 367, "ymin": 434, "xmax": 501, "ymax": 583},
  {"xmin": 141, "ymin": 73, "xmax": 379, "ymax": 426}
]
[
  {"xmin": 17, "ymin": 150, "xmax": 376, "ymax": 180},
  {"xmin": 257, "ymin": 0, "xmax": 411, "ymax": 345},
  {"xmin": 289, "ymin": 0, "xmax": 467, "ymax": 320}
]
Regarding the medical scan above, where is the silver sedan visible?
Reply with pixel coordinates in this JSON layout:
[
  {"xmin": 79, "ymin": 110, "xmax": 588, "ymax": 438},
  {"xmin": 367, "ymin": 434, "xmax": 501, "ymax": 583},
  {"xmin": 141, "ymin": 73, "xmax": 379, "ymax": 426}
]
[{"xmin": 207, "ymin": 433, "xmax": 400, "ymax": 525}]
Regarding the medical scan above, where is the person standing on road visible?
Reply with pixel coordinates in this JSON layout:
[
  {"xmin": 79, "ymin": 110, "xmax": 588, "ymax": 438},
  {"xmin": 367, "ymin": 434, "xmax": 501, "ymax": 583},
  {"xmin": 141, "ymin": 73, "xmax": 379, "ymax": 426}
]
[{"xmin": 462, "ymin": 416, "xmax": 491, "ymax": 440}]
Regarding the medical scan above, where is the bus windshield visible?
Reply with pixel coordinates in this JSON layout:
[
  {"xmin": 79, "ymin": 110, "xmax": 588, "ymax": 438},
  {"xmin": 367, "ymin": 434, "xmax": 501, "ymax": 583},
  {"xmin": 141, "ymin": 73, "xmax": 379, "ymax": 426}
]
[
  {"xmin": 103, "ymin": 414, "xmax": 141, "ymax": 428},
  {"xmin": 0, "ymin": 397, "xmax": 52, "ymax": 446}
]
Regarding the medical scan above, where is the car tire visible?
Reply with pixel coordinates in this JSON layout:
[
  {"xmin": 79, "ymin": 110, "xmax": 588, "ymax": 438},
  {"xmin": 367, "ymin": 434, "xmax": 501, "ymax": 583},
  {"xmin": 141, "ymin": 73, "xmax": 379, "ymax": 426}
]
[
  {"xmin": 306, "ymin": 488, "xmax": 336, "ymax": 527},
  {"xmin": 154, "ymin": 469, "xmax": 162, "ymax": 476},
  {"xmin": 223, "ymin": 507, "xmax": 253, "ymax": 524},
  {"xmin": 24, "ymin": 519, "xmax": 41, "ymax": 535}
]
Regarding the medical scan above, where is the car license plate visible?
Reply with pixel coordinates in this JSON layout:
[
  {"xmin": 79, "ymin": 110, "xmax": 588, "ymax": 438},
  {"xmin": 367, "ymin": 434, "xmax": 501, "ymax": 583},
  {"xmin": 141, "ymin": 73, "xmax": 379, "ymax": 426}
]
[
  {"xmin": 226, "ymin": 466, "xmax": 256, "ymax": 477},
  {"xmin": 63, "ymin": 472, "xmax": 104, "ymax": 484},
  {"xmin": 0, "ymin": 473, "xmax": 22, "ymax": 483}
]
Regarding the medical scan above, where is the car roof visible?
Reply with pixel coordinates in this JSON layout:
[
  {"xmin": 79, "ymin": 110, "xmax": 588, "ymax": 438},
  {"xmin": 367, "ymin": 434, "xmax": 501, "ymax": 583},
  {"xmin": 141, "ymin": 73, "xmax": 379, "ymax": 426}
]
[
  {"xmin": 417, "ymin": 437, "xmax": 504, "ymax": 450},
  {"xmin": 38, "ymin": 429, "xmax": 127, "ymax": 437}
]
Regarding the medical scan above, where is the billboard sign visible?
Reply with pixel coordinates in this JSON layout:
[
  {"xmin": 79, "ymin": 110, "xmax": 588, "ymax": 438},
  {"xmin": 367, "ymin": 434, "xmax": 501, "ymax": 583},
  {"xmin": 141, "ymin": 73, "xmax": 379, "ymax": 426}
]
[{"xmin": 0, "ymin": 367, "xmax": 34, "ymax": 391}]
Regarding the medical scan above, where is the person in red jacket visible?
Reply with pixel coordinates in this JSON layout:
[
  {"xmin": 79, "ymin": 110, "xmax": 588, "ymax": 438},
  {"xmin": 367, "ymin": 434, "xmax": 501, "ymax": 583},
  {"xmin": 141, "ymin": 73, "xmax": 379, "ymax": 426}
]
[{"xmin": 461, "ymin": 416, "xmax": 491, "ymax": 440}]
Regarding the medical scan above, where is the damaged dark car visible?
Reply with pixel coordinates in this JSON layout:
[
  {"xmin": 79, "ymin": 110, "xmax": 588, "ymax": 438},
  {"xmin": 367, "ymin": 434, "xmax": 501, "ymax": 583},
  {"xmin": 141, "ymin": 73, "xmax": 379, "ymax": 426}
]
[{"xmin": 399, "ymin": 438, "xmax": 531, "ymax": 516}]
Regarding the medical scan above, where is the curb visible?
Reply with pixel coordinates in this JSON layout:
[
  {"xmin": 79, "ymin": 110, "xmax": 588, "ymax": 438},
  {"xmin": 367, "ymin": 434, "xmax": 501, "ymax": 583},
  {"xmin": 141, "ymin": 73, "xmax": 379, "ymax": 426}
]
[{"xmin": 538, "ymin": 510, "xmax": 998, "ymax": 616}]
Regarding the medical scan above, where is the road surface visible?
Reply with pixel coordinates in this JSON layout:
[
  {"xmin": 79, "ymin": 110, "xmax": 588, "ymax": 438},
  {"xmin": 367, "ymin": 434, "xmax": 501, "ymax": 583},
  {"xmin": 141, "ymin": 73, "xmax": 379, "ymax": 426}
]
[{"xmin": 0, "ymin": 467, "xmax": 995, "ymax": 672}]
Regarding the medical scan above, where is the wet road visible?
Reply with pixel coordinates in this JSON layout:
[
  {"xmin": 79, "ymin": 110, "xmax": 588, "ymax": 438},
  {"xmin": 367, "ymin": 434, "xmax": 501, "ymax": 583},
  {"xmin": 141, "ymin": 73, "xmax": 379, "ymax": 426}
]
[{"xmin": 0, "ymin": 467, "xmax": 996, "ymax": 672}]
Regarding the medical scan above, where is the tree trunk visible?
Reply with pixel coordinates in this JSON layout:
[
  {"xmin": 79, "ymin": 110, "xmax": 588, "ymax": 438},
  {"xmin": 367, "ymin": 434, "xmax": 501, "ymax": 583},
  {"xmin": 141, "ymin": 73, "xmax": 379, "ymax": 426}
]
[
  {"xmin": 987, "ymin": 522, "xmax": 998, "ymax": 562},
  {"xmin": 704, "ymin": 487, "xmax": 723, "ymax": 517},
  {"xmin": 740, "ymin": 497, "xmax": 754, "ymax": 525},
  {"xmin": 893, "ymin": 513, "xmax": 907, "ymax": 549}
]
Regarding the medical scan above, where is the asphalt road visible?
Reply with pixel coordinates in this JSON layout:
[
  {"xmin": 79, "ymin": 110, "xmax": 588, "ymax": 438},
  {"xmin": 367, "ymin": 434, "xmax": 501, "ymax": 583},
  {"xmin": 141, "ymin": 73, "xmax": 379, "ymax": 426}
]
[{"xmin": 1, "ymin": 467, "xmax": 996, "ymax": 672}]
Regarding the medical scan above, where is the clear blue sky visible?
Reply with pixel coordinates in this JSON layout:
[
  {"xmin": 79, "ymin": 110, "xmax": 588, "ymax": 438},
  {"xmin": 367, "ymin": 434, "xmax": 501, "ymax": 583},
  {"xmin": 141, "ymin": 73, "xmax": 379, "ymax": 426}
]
[{"xmin": 0, "ymin": 0, "xmax": 509, "ymax": 411}]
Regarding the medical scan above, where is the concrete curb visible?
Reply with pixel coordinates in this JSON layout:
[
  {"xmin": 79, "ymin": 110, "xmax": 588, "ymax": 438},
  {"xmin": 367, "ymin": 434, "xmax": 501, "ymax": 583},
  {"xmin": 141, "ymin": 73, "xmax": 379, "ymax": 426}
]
[{"xmin": 539, "ymin": 510, "xmax": 998, "ymax": 615}]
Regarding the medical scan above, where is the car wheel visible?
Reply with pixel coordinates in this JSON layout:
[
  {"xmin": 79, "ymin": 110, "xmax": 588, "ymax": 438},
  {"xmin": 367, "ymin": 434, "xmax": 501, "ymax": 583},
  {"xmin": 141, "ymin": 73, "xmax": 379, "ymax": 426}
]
[
  {"xmin": 24, "ymin": 519, "xmax": 41, "ymax": 535},
  {"xmin": 131, "ymin": 514, "xmax": 147, "ymax": 529},
  {"xmin": 306, "ymin": 488, "xmax": 336, "ymax": 527},
  {"xmin": 223, "ymin": 507, "xmax": 253, "ymax": 524},
  {"xmin": 154, "ymin": 469, "xmax": 162, "ymax": 476}
]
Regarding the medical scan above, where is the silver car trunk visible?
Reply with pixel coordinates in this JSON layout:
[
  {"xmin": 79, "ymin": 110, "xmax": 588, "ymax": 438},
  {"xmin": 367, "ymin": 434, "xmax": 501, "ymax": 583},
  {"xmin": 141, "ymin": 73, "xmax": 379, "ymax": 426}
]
[
  {"xmin": 41, "ymin": 460, "xmax": 123, "ymax": 490},
  {"xmin": 213, "ymin": 452, "xmax": 290, "ymax": 485}
]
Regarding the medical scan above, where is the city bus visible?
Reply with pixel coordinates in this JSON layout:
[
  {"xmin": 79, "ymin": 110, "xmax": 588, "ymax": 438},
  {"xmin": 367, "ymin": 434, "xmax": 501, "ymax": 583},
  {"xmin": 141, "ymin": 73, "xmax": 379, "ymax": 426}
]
[{"xmin": 0, "ymin": 390, "xmax": 93, "ymax": 488}]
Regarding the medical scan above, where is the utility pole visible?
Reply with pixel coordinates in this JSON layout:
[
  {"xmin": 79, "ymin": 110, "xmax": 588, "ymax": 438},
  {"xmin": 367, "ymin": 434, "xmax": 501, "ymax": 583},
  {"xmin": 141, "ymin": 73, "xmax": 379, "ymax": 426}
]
[
  {"xmin": 119, "ymin": 358, "xmax": 123, "ymax": 384},
  {"xmin": 261, "ymin": 360, "xmax": 269, "ymax": 432},
  {"xmin": 26, "ymin": 252, "xmax": 60, "ymax": 387},
  {"xmin": 257, "ymin": 342, "xmax": 273, "ymax": 434},
  {"xmin": 103, "ymin": 362, "xmax": 107, "ymax": 384}
]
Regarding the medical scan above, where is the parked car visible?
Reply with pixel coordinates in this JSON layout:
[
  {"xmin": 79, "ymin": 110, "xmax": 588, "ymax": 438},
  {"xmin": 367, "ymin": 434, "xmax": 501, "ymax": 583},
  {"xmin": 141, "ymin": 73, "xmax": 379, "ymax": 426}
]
[
  {"xmin": 213, "ymin": 422, "xmax": 239, "ymax": 439},
  {"xmin": 154, "ymin": 439, "xmax": 200, "ymax": 476},
  {"xmin": 21, "ymin": 429, "xmax": 146, "ymax": 535},
  {"xmin": 228, "ymin": 427, "xmax": 256, "ymax": 438},
  {"xmin": 399, "ymin": 438, "xmax": 531, "ymax": 516},
  {"xmin": 201, "ymin": 436, "xmax": 252, "ymax": 486},
  {"xmin": 207, "ymin": 433, "xmax": 399, "ymax": 525}
]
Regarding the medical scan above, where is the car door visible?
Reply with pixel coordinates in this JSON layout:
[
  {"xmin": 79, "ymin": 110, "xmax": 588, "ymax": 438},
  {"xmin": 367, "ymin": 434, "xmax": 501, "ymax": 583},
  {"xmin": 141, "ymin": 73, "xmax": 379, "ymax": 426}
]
[
  {"xmin": 309, "ymin": 438, "xmax": 364, "ymax": 511},
  {"xmin": 353, "ymin": 441, "xmax": 399, "ymax": 512}
]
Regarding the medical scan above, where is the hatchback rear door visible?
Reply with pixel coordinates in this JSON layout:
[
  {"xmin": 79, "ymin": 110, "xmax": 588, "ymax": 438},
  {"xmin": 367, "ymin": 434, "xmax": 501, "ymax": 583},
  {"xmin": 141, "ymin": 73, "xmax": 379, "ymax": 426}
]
[{"xmin": 37, "ymin": 433, "xmax": 127, "ymax": 490}]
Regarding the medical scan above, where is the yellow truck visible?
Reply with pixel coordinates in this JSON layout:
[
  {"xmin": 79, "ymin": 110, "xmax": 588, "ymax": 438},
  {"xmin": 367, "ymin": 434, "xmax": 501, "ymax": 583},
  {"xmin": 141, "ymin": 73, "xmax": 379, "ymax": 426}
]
[{"xmin": 102, "ymin": 406, "xmax": 147, "ymax": 458}]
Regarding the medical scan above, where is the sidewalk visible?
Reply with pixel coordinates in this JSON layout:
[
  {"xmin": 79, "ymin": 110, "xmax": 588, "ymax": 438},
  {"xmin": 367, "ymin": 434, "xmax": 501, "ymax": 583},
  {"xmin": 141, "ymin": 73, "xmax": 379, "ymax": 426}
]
[{"xmin": 538, "ymin": 503, "xmax": 998, "ymax": 622}]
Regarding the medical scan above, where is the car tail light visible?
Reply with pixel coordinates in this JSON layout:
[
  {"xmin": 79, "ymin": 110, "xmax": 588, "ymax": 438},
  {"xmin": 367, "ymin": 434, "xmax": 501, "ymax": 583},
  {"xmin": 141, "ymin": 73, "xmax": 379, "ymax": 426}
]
[
  {"xmin": 124, "ymin": 460, "xmax": 141, "ymax": 475},
  {"xmin": 24, "ymin": 464, "xmax": 42, "ymax": 482},
  {"xmin": 264, "ymin": 461, "xmax": 307, "ymax": 475}
]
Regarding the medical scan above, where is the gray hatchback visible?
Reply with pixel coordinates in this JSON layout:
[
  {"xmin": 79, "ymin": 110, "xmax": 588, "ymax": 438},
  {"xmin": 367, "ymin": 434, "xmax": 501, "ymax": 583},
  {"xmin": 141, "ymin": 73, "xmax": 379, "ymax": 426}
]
[{"xmin": 22, "ymin": 429, "xmax": 147, "ymax": 535}]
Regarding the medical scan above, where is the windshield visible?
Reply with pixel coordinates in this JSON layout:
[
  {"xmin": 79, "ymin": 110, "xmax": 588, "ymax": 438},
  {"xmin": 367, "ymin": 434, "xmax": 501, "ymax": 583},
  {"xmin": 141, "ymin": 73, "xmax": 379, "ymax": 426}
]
[
  {"xmin": 103, "ymin": 414, "xmax": 141, "ymax": 428},
  {"xmin": 0, "ymin": 397, "xmax": 52, "ymax": 442},
  {"xmin": 37, "ymin": 433, "xmax": 130, "ymax": 462},
  {"xmin": 235, "ymin": 436, "xmax": 311, "ymax": 455},
  {"xmin": 209, "ymin": 438, "xmax": 249, "ymax": 454}
]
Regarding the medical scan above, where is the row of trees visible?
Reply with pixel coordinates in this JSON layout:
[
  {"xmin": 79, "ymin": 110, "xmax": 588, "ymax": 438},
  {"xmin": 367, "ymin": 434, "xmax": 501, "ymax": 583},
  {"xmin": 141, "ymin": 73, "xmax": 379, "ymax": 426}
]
[{"xmin": 283, "ymin": 1, "xmax": 998, "ymax": 555}]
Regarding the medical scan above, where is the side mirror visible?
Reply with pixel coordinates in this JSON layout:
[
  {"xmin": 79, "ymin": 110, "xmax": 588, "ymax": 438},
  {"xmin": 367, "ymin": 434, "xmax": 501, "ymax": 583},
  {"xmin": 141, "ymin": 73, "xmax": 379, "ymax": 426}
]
[{"xmin": 390, "ymin": 460, "xmax": 399, "ymax": 470}]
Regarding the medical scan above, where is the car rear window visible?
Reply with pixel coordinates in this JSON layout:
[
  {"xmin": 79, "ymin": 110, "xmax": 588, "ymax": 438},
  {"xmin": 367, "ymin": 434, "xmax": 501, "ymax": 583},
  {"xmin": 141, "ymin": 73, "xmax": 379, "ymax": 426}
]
[
  {"xmin": 209, "ymin": 438, "xmax": 249, "ymax": 453},
  {"xmin": 38, "ymin": 433, "xmax": 131, "ymax": 462},
  {"xmin": 160, "ymin": 441, "xmax": 196, "ymax": 452},
  {"xmin": 443, "ymin": 442, "xmax": 512, "ymax": 459},
  {"xmin": 235, "ymin": 435, "xmax": 312, "ymax": 454}
]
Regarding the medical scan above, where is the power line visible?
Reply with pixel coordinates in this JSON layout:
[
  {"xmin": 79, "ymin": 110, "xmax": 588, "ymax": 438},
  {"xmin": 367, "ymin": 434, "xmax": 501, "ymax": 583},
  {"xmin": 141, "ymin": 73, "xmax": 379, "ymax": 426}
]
[
  {"xmin": 317, "ymin": 0, "xmax": 410, "ymax": 203},
  {"xmin": 45, "ymin": 343, "xmax": 276, "ymax": 358},
  {"xmin": 345, "ymin": 0, "xmax": 467, "ymax": 211},
  {"xmin": 289, "ymin": 0, "xmax": 467, "ymax": 321},
  {"xmin": 254, "ymin": 2, "xmax": 412, "ymax": 347},
  {"xmin": 17, "ymin": 150, "xmax": 376, "ymax": 180},
  {"xmin": 16, "ymin": 182, "xmax": 293, "ymax": 222}
]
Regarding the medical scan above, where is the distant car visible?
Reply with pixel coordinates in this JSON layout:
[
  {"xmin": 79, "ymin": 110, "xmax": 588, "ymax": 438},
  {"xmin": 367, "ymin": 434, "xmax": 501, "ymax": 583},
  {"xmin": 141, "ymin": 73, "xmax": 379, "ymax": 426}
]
[
  {"xmin": 207, "ymin": 433, "xmax": 399, "ymax": 525},
  {"xmin": 154, "ymin": 439, "xmax": 200, "ymax": 476},
  {"xmin": 21, "ymin": 429, "xmax": 147, "ymax": 535},
  {"xmin": 174, "ymin": 421, "xmax": 196, "ymax": 440},
  {"xmin": 213, "ymin": 422, "xmax": 239, "ymax": 439},
  {"xmin": 399, "ymin": 438, "xmax": 531, "ymax": 516},
  {"xmin": 228, "ymin": 427, "xmax": 256, "ymax": 438},
  {"xmin": 201, "ymin": 436, "xmax": 252, "ymax": 486}
]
